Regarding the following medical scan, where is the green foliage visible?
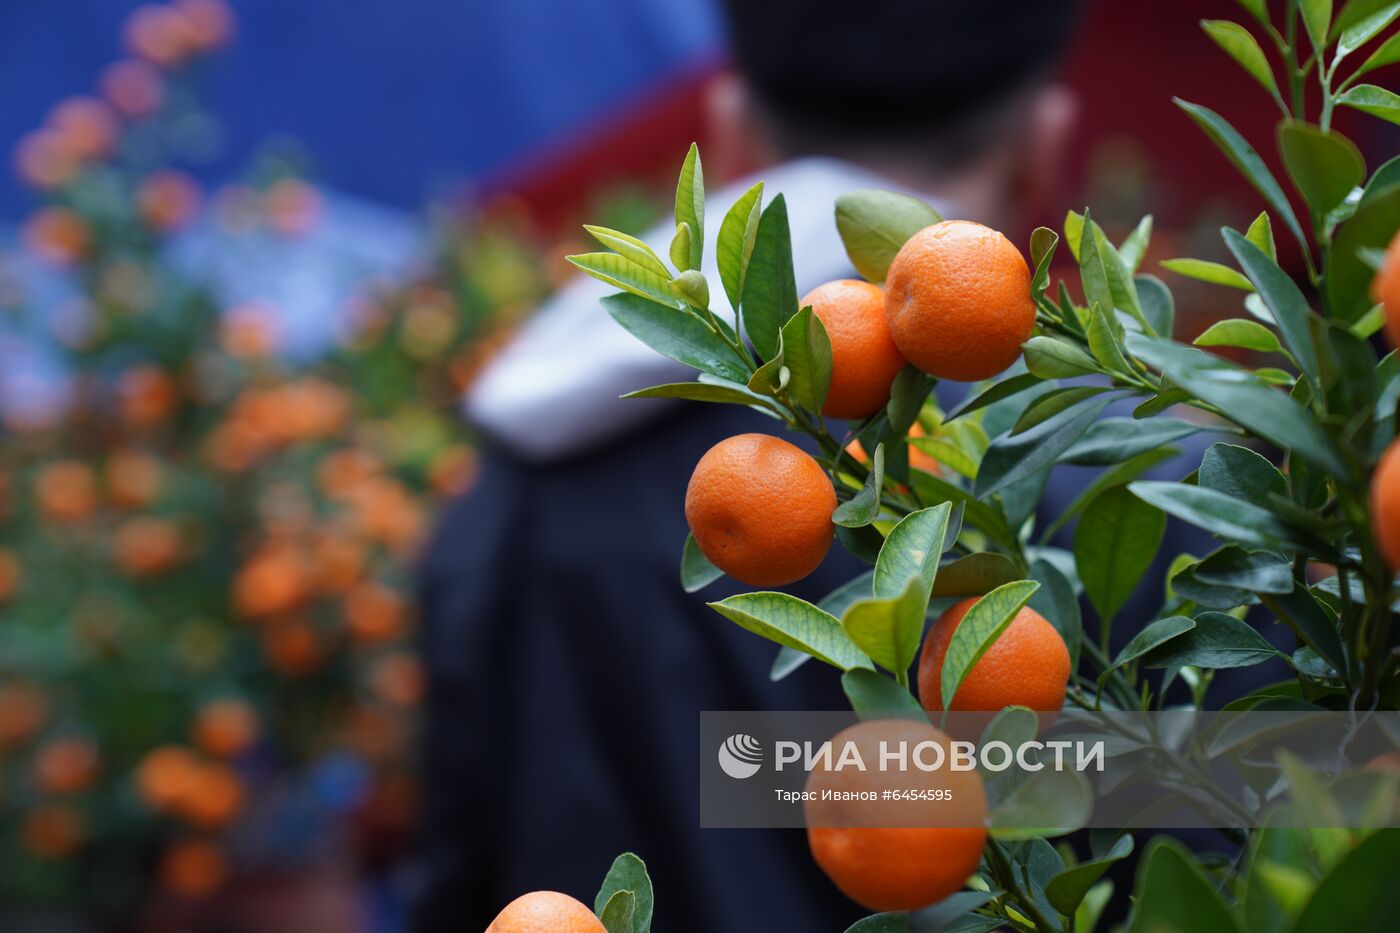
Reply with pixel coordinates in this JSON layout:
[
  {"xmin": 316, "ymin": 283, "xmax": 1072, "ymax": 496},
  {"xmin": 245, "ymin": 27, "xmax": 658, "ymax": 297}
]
[{"xmin": 834, "ymin": 189, "xmax": 942, "ymax": 282}]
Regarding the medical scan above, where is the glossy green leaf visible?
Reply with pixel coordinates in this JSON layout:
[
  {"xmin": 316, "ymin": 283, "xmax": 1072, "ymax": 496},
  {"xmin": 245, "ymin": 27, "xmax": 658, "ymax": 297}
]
[
  {"xmin": 742, "ymin": 195, "xmax": 798, "ymax": 361},
  {"xmin": 1337, "ymin": 83, "xmax": 1400, "ymax": 123},
  {"xmin": 1028, "ymin": 556, "xmax": 1083, "ymax": 666},
  {"xmin": 1202, "ymin": 19, "xmax": 1280, "ymax": 96},
  {"xmin": 669, "ymin": 269, "xmax": 710, "ymax": 309},
  {"xmin": 1193, "ymin": 546, "xmax": 1294, "ymax": 593},
  {"xmin": 1267, "ymin": 586, "xmax": 1347, "ymax": 674},
  {"xmin": 1301, "ymin": 0, "xmax": 1334, "ymax": 51},
  {"xmin": 1246, "ymin": 211, "xmax": 1276, "ymax": 259},
  {"xmin": 1041, "ymin": 447, "xmax": 1178, "ymax": 541},
  {"xmin": 708, "ymin": 592, "xmax": 873, "ymax": 671},
  {"xmin": 841, "ymin": 669, "xmax": 927, "ymax": 722},
  {"xmin": 976, "ymin": 393, "xmax": 1114, "ymax": 497},
  {"xmin": 1087, "ymin": 306, "xmax": 1133, "ymax": 375},
  {"xmin": 834, "ymin": 443, "xmax": 884, "ymax": 528},
  {"xmin": 940, "ymin": 580, "xmax": 1040, "ymax": 709},
  {"xmin": 1045, "ymin": 834, "xmax": 1134, "ymax": 917},
  {"xmin": 1060, "ymin": 417, "xmax": 1200, "ymax": 466},
  {"xmin": 1198, "ymin": 442, "xmax": 1288, "ymax": 508},
  {"xmin": 930, "ymin": 552, "xmax": 1021, "ymax": 598},
  {"xmin": 842, "ymin": 577, "xmax": 927, "ymax": 676},
  {"xmin": 1136, "ymin": 273, "xmax": 1176, "ymax": 337},
  {"xmin": 1022, "ymin": 335, "xmax": 1101, "ymax": 378},
  {"xmin": 602, "ymin": 293, "xmax": 750, "ymax": 382},
  {"xmin": 1353, "ymin": 28, "xmax": 1400, "ymax": 77},
  {"xmin": 1075, "ymin": 486, "xmax": 1166, "ymax": 624},
  {"xmin": 1277, "ymin": 123, "xmax": 1366, "ymax": 214},
  {"xmin": 1327, "ymin": 182, "xmax": 1400, "ymax": 321},
  {"xmin": 595, "ymin": 853, "xmax": 653, "ymax": 933},
  {"xmin": 1160, "ymin": 257, "xmax": 1255, "ymax": 289},
  {"xmin": 1235, "ymin": 0, "xmax": 1269, "ymax": 23},
  {"xmin": 1030, "ymin": 226, "xmax": 1060, "ymax": 297},
  {"xmin": 1335, "ymin": 0, "xmax": 1400, "ymax": 58},
  {"xmin": 598, "ymin": 890, "xmax": 635, "ymax": 933},
  {"xmin": 716, "ymin": 182, "xmax": 764, "ymax": 312},
  {"xmin": 680, "ymin": 533, "xmax": 724, "ymax": 593},
  {"xmin": 1193, "ymin": 318, "xmax": 1284, "ymax": 353},
  {"xmin": 780, "ymin": 306, "xmax": 833, "ymax": 414},
  {"xmin": 1012, "ymin": 385, "xmax": 1108, "ymax": 435},
  {"xmin": 673, "ymin": 143, "xmax": 704, "ymax": 271},
  {"xmin": 1129, "ymin": 480, "xmax": 1310, "ymax": 550},
  {"xmin": 1292, "ymin": 819, "xmax": 1400, "ymax": 931},
  {"xmin": 1142, "ymin": 611, "xmax": 1284, "ymax": 668},
  {"xmin": 669, "ymin": 222, "xmax": 693, "ymax": 273},
  {"xmin": 1120, "ymin": 215, "xmax": 1154, "ymax": 272},
  {"xmin": 945, "ymin": 372, "xmax": 1044, "ymax": 423},
  {"xmin": 1128, "ymin": 838, "xmax": 1243, "ymax": 933},
  {"xmin": 568, "ymin": 252, "xmax": 686, "ymax": 309},
  {"xmin": 873, "ymin": 501, "xmax": 954, "ymax": 601},
  {"xmin": 1175, "ymin": 99, "xmax": 1307, "ymax": 252},
  {"xmin": 623, "ymin": 380, "xmax": 773, "ymax": 407},
  {"xmin": 584, "ymin": 224, "xmax": 671, "ymax": 278},
  {"xmin": 834, "ymin": 188, "xmax": 942, "ymax": 283},
  {"xmin": 1110, "ymin": 615, "xmax": 1196, "ymax": 670}
]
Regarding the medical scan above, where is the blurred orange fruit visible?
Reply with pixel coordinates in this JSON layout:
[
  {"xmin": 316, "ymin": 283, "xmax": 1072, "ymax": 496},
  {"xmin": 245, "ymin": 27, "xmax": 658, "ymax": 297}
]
[
  {"xmin": 917, "ymin": 598, "xmax": 1070, "ymax": 712},
  {"xmin": 1371, "ymin": 437, "xmax": 1400, "ymax": 570},
  {"xmin": 262, "ymin": 619, "xmax": 324, "ymax": 677},
  {"xmin": 33, "ymin": 738, "xmax": 100, "ymax": 794},
  {"xmin": 12, "ymin": 129, "xmax": 80, "ymax": 190},
  {"xmin": 428, "ymin": 444, "xmax": 478, "ymax": 497},
  {"xmin": 1377, "ymin": 230, "xmax": 1400, "ymax": 349},
  {"xmin": 233, "ymin": 545, "xmax": 309, "ymax": 618},
  {"xmin": 114, "ymin": 516, "xmax": 182, "ymax": 576},
  {"xmin": 0, "ymin": 549, "xmax": 19, "ymax": 604},
  {"xmin": 845, "ymin": 423, "xmax": 941, "ymax": 477},
  {"xmin": 801, "ymin": 279, "xmax": 907, "ymax": 419},
  {"xmin": 99, "ymin": 58, "xmax": 165, "ymax": 118},
  {"xmin": 174, "ymin": 0, "xmax": 235, "ymax": 50},
  {"xmin": 136, "ymin": 169, "xmax": 201, "ymax": 231},
  {"xmin": 175, "ymin": 762, "xmax": 245, "ymax": 829},
  {"xmin": 344, "ymin": 581, "xmax": 407, "ymax": 644},
  {"xmin": 160, "ymin": 838, "xmax": 228, "ymax": 898},
  {"xmin": 318, "ymin": 448, "xmax": 381, "ymax": 499},
  {"xmin": 46, "ymin": 97, "xmax": 118, "ymax": 162},
  {"xmin": 36, "ymin": 460, "xmax": 99, "ymax": 522},
  {"xmin": 263, "ymin": 178, "xmax": 323, "ymax": 235},
  {"xmin": 107, "ymin": 449, "xmax": 164, "ymax": 508},
  {"xmin": 370, "ymin": 653, "xmax": 425, "ymax": 706},
  {"xmin": 124, "ymin": 4, "xmax": 197, "ymax": 67},
  {"xmin": 685, "ymin": 433, "xmax": 835, "ymax": 586},
  {"xmin": 805, "ymin": 719, "xmax": 987, "ymax": 912},
  {"xmin": 0, "ymin": 683, "xmax": 47, "ymax": 747},
  {"xmin": 136, "ymin": 745, "xmax": 202, "ymax": 810},
  {"xmin": 119, "ymin": 365, "xmax": 179, "ymax": 428},
  {"xmin": 885, "ymin": 220, "xmax": 1034, "ymax": 382},
  {"xmin": 312, "ymin": 534, "xmax": 366, "ymax": 593},
  {"xmin": 193, "ymin": 698, "xmax": 259, "ymax": 758},
  {"xmin": 22, "ymin": 804, "xmax": 85, "ymax": 859},
  {"xmin": 22, "ymin": 207, "xmax": 90, "ymax": 265},
  {"xmin": 221, "ymin": 302, "xmax": 281, "ymax": 359},
  {"xmin": 486, "ymin": 891, "xmax": 606, "ymax": 933}
]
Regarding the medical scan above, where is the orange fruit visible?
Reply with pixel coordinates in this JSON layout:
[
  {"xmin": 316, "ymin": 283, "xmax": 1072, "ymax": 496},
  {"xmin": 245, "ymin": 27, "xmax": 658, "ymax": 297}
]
[
  {"xmin": 370, "ymin": 653, "xmax": 425, "ymax": 706},
  {"xmin": 22, "ymin": 208, "xmax": 90, "ymax": 265},
  {"xmin": 263, "ymin": 178, "xmax": 323, "ymax": 235},
  {"xmin": 33, "ymin": 738, "xmax": 100, "ymax": 794},
  {"xmin": 12, "ymin": 129, "xmax": 80, "ymax": 190},
  {"xmin": 846, "ymin": 424, "xmax": 940, "ymax": 477},
  {"xmin": 194, "ymin": 699, "xmax": 259, "ymax": 758},
  {"xmin": 118, "ymin": 364, "xmax": 178, "ymax": 428},
  {"xmin": 46, "ymin": 97, "xmax": 118, "ymax": 162},
  {"xmin": 174, "ymin": 0, "xmax": 235, "ymax": 50},
  {"xmin": 1377, "ymin": 230, "xmax": 1400, "ymax": 349},
  {"xmin": 917, "ymin": 598, "xmax": 1069, "ymax": 712},
  {"xmin": 124, "ymin": 4, "xmax": 197, "ymax": 67},
  {"xmin": 262, "ymin": 619, "xmax": 323, "ymax": 677},
  {"xmin": 100, "ymin": 59, "xmax": 165, "ymax": 118},
  {"xmin": 343, "ymin": 581, "xmax": 407, "ymax": 644},
  {"xmin": 35, "ymin": 460, "xmax": 98, "ymax": 522},
  {"xmin": 22, "ymin": 805, "xmax": 84, "ymax": 859},
  {"xmin": 107, "ymin": 449, "xmax": 163, "ymax": 508},
  {"xmin": 160, "ymin": 838, "xmax": 228, "ymax": 897},
  {"xmin": 175, "ymin": 763, "xmax": 244, "ymax": 829},
  {"xmin": 801, "ymin": 279, "xmax": 907, "ymax": 419},
  {"xmin": 136, "ymin": 170, "xmax": 201, "ymax": 231},
  {"xmin": 486, "ymin": 891, "xmax": 606, "ymax": 933},
  {"xmin": 685, "ymin": 433, "xmax": 835, "ymax": 586},
  {"xmin": 805, "ymin": 719, "xmax": 987, "ymax": 912},
  {"xmin": 233, "ymin": 546, "xmax": 309, "ymax": 618},
  {"xmin": 0, "ymin": 684, "xmax": 47, "ymax": 747},
  {"xmin": 0, "ymin": 549, "xmax": 19, "ymax": 604},
  {"xmin": 114, "ymin": 517, "xmax": 182, "ymax": 576},
  {"xmin": 885, "ymin": 220, "xmax": 1034, "ymax": 382},
  {"xmin": 1371, "ymin": 437, "xmax": 1400, "ymax": 570},
  {"xmin": 136, "ymin": 745, "xmax": 202, "ymax": 810}
]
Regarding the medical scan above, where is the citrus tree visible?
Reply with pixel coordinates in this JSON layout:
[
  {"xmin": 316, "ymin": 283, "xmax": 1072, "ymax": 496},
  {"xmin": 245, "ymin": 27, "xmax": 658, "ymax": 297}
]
[{"xmin": 493, "ymin": 1, "xmax": 1400, "ymax": 930}]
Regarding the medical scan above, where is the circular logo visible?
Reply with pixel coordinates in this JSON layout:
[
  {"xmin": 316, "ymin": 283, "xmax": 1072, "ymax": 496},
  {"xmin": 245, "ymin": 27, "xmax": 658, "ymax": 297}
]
[{"xmin": 717, "ymin": 733, "xmax": 764, "ymax": 779}]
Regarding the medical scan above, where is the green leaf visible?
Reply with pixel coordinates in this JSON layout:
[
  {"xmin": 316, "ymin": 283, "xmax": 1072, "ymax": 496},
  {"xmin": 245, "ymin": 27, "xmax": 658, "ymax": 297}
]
[
  {"xmin": 781, "ymin": 306, "xmax": 833, "ymax": 413},
  {"xmin": 1022, "ymin": 335, "xmax": 1101, "ymax": 378},
  {"xmin": 1120, "ymin": 215, "xmax": 1154, "ymax": 272},
  {"xmin": 908, "ymin": 892, "xmax": 998, "ymax": 932},
  {"xmin": 834, "ymin": 443, "xmax": 884, "ymax": 528},
  {"xmin": 584, "ymin": 225, "xmax": 671, "ymax": 278},
  {"xmin": 674, "ymin": 143, "xmax": 704, "ymax": 271},
  {"xmin": 989, "ymin": 767, "xmax": 1094, "ymax": 839},
  {"xmin": 1045, "ymin": 834, "xmax": 1133, "ymax": 917},
  {"xmin": 1335, "ymin": 0, "xmax": 1400, "ymax": 59},
  {"xmin": 1242, "ymin": 825, "xmax": 1312, "ymax": 933},
  {"xmin": 595, "ymin": 853, "xmax": 653, "ymax": 933},
  {"xmin": 1060, "ymin": 417, "xmax": 1200, "ymax": 466},
  {"xmin": 1337, "ymin": 83, "xmax": 1400, "ymax": 123},
  {"xmin": 842, "ymin": 577, "xmax": 927, "ymax": 676},
  {"xmin": 976, "ymin": 393, "xmax": 1114, "ymax": 497},
  {"xmin": 708, "ymin": 592, "xmax": 873, "ymax": 671},
  {"xmin": 569, "ymin": 253, "xmax": 687, "ymax": 309},
  {"xmin": 841, "ymin": 669, "xmax": 927, "ymax": 721},
  {"xmin": 1136, "ymin": 273, "xmax": 1176, "ymax": 337},
  {"xmin": 1301, "ymin": 0, "xmax": 1335, "ymax": 52},
  {"xmin": 1030, "ymin": 226, "xmax": 1060, "ymax": 297},
  {"xmin": 623, "ymin": 380, "xmax": 774, "ymax": 408},
  {"xmin": 1353, "ymin": 28, "xmax": 1400, "ymax": 77},
  {"xmin": 1201, "ymin": 20, "xmax": 1280, "ymax": 97},
  {"xmin": 1267, "ymin": 586, "xmax": 1346, "ymax": 674},
  {"xmin": 1246, "ymin": 211, "xmax": 1276, "ymax": 259},
  {"xmin": 1160, "ymin": 257, "xmax": 1255, "ymax": 289},
  {"xmin": 1080, "ymin": 212, "xmax": 1146, "ymax": 328},
  {"xmin": 1193, "ymin": 318, "xmax": 1283, "ymax": 353},
  {"xmin": 1040, "ymin": 446, "xmax": 1178, "ymax": 542},
  {"xmin": 597, "ymin": 890, "xmax": 635, "ymax": 933},
  {"xmin": 873, "ymin": 502, "xmax": 954, "ymax": 601},
  {"xmin": 669, "ymin": 269, "xmax": 710, "ymax": 309},
  {"xmin": 1127, "ymin": 837, "xmax": 1243, "ymax": 933},
  {"xmin": 1012, "ymin": 386, "xmax": 1109, "ymax": 435},
  {"xmin": 930, "ymin": 553, "xmax": 1021, "ymax": 597},
  {"xmin": 834, "ymin": 189, "xmax": 942, "ymax": 282},
  {"xmin": 1327, "ymin": 182, "xmax": 1400, "ymax": 322},
  {"xmin": 1125, "ymin": 334, "xmax": 1348, "ymax": 476},
  {"xmin": 945, "ymin": 372, "xmax": 1044, "ymax": 423},
  {"xmin": 1028, "ymin": 556, "xmax": 1083, "ymax": 667},
  {"xmin": 842, "ymin": 915, "xmax": 910, "ymax": 933},
  {"xmin": 669, "ymin": 222, "xmax": 693, "ymax": 273},
  {"xmin": 1175, "ymin": 99, "xmax": 1308, "ymax": 253},
  {"xmin": 1075, "ymin": 486, "xmax": 1166, "ymax": 624},
  {"xmin": 1128, "ymin": 480, "xmax": 1310, "ymax": 550},
  {"xmin": 681, "ymin": 533, "xmax": 724, "ymax": 593},
  {"xmin": 940, "ymin": 580, "xmax": 1040, "ymax": 709},
  {"xmin": 1142, "ymin": 610, "xmax": 1284, "ymax": 668},
  {"xmin": 1087, "ymin": 306, "xmax": 1133, "ymax": 375},
  {"xmin": 1192, "ymin": 546, "xmax": 1294, "ymax": 593},
  {"xmin": 742, "ymin": 195, "xmax": 798, "ymax": 361},
  {"xmin": 1064, "ymin": 209, "xmax": 1085, "ymax": 262},
  {"xmin": 1277, "ymin": 123, "xmax": 1366, "ymax": 214},
  {"xmin": 1292, "ymin": 823, "xmax": 1400, "ymax": 931},
  {"xmin": 1110, "ymin": 615, "xmax": 1196, "ymax": 670},
  {"xmin": 715, "ymin": 181, "xmax": 764, "ymax": 311},
  {"xmin": 1223, "ymin": 228, "xmax": 1321, "ymax": 379},
  {"xmin": 1235, "ymin": 0, "xmax": 1269, "ymax": 23},
  {"xmin": 1198, "ymin": 442, "xmax": 1287, "ymax": 508},
  {"xmin": 602, "ymin": 293, "xmax": 750, "ymax": 383}
]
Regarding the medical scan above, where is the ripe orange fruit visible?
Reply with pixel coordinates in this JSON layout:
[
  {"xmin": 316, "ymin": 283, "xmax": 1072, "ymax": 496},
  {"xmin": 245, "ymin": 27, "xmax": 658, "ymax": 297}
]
[
  {"xmin": 33, "ymin": 738, "xmax": 100, "ymax": 794},
  {"xmin": 917, "ymin": 598, "xmax": 1070, "ymax": 712},
  {"xmin": 1371, "ymin": 437, "xmax": 1400, "ymax": 570},
  {"xmin": 261, "ymin": 619, "xmax": 323, "ymax": 677},
  {"xmin": 137, "ymin": 170, "xmax": 201, "ymax": 231},
  {"xmin": 1377, "ymin": 230, "xmax": 1400, "ymax": 349},
  {"xmin": 35, "ymin": 460, "xmax": 98, "ymax": 522},
  {"xmin": 884, "ymin": 220, "xmax": 1034, "ymax": 382},
  {"xmin": 233, "ymin": 546, "xmax": 309, "ymax": 618},
  {"xmin": 114, "ymin": 517, "xmax": 183, "ymax": 576},
  {"xmin": 176, "ymin": 763, "xmax": 244, "ymax": 829},
  {"xmin": 846, "ymin": 424, "xmax": 940, "ymax": 477},
  {"xmin": 0, "ymin": 549, "xmax": 19, "ymax": 604},
  {"xmin": 107, "ymin": 449, "xmax": 163, "ymax": 509},
  {"xmin": 160, "ymin": 838, "xmax": 228, "ymax": 897},
  {"xmin": 100, "ymin": 59, "xmax": 165, "ymax": 118},
  {"xmin": 136, "ymin": 745, "xmax": 201, "ymax": 810},
  {"xmin": 46, "ymin": 97, "xmax": 118, "ymax": 162},
  {"xmin": 685, "ymin": 433, "xmax": 835, "ymax": 586},
  {"xmin": 194, "ymin": 699, "xmax": 260, "ymax": 758},
  {"xmin": 486, "ymin": 891, "xmax": 606, "ymax": 933},
  {"xmin": 343, "ymin": 580, "xmax": 407, "ymax": 644},
  {"xmin": 805, "ymin": 719, "xmax": 987, "ymax": 912},
  {"xmin": 801, "ymin": 279, "xmax": 907, "ymax": 419},
  {"xmin": 22, "ymin": 207, "xmax": 90, "ymax": 265}
]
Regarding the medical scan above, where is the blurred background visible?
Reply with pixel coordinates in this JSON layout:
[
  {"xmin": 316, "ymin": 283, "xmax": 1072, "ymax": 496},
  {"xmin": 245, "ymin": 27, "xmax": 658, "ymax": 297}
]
[{"xmin": 0, "ymin": 1, "xmax": 1395, "ymax": 931}]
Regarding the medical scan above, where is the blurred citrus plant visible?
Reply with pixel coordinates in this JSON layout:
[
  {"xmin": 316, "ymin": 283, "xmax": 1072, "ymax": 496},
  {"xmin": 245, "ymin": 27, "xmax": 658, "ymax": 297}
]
[
  {"xmin": 557, "ymin": 1, "xmax": 1400, "ymax": 931},
  {"xmin": 0, "ymin": 0, "xmax": 565, "ymax": 919}
]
